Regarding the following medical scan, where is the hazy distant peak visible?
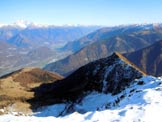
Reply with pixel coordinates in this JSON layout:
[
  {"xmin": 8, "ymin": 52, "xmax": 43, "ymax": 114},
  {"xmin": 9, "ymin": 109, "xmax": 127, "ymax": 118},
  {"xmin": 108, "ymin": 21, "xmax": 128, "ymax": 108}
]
[
  {"xmin": 0, "ymin": 20, "xmax": 102, "ymax": 29},
  {"xmin": 12, "ymin": 20, "xmax": 33, "ymax": 28},
  {"xmin": 0, "ymin": 23, "xmax": 6, "ymax": 27}
]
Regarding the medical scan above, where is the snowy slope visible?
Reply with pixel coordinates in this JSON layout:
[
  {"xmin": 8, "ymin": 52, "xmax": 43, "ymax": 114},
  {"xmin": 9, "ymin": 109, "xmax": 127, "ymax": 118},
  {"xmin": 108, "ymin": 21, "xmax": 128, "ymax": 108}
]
[{"xmin": 0, "ymin": 76, "xmax": 162, "ymax": 122}]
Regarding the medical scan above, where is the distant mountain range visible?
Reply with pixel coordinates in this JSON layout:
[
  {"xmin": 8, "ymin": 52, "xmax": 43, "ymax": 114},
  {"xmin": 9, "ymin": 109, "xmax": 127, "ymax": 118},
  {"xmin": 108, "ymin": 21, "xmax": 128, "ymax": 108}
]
[
  {"xmin": 1, "ymin": 23, "xmax": 162, "ymax": 77},
  {"xmin": 0, "ymin": 26, "xmax": 23, "ymax": 41},
  {"xmin": 0, "ymin": 24, "xmax": 101, "ymax": 48},
  {"xmin": 7, "ymin": 26, "xmax": 101, "ymax": 48},
  {"xmin": 0, "ymin": 23, "xmax": 100, "ymax": 76},
  {"xmin": 44, "ymin": 24, "xmax": 162, "ymax": 76},
  {"xmin": 61, "ymin": 24, "xmax": 162, "ymax": 52}
]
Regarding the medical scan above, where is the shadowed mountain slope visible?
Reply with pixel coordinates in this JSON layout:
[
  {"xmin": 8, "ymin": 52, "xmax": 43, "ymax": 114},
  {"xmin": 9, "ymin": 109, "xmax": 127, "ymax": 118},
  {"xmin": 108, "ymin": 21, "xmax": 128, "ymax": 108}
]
[{"xmin": 125, "ymin": 40, "xmax": 162, "ymax": 76}]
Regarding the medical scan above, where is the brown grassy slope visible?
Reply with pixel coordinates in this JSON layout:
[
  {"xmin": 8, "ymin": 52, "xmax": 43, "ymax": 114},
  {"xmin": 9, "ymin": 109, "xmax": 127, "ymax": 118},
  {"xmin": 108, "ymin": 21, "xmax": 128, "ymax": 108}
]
[{"xmin": 0, "ymin": 67, "xmax": 63, "ymax": 114}]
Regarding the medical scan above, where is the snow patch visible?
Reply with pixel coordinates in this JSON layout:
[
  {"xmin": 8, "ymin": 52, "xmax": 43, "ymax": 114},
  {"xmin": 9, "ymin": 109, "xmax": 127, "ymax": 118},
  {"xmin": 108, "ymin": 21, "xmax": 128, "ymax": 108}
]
[{"xmin": 34, "ymin": 104, "xmax": 66, "ymax": 117}]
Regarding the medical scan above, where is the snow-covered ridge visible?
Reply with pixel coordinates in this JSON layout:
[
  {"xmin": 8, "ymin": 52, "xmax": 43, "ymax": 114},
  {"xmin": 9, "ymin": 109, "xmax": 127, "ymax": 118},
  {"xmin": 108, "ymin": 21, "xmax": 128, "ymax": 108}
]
[
  {"xmin": 0, "ymin": 20, "xmax": 101, "ymax": 29},
  {"xmin": 1, "ymin": 20, "xmax": 162, "ymax": 29},
  {"xmin": 0, "ymin": 76, "xmax": 162, "ymax": 122},
  {"xmin": 12, "ymin": 20, "xmax": 33, "ymax": 28}
]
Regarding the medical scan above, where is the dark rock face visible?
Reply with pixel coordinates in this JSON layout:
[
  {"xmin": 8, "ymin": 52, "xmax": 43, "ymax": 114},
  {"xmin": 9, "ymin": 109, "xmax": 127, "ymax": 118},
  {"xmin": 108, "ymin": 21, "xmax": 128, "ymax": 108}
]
[{"xmin": 35, "ymin": 52, "xmax": 145, "ymax": 105}]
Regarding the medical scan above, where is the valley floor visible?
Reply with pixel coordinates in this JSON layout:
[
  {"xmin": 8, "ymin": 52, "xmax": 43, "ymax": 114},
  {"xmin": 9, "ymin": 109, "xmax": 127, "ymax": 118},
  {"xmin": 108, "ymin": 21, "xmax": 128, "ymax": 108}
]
[{"xmin": 0, "ymin": 76, "xmax": 162, "ymax": 122}]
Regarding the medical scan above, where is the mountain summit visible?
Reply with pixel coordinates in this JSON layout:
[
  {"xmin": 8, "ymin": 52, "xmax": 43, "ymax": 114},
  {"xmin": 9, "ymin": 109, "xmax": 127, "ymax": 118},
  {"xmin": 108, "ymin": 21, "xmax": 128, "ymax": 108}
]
[
  {"xmin": 36, "ymin": 52, "xmax": 146, "ymax": 107},
  {"xmin": 12, "ymin": 20, "xmax": 34, "ymax": 28}
]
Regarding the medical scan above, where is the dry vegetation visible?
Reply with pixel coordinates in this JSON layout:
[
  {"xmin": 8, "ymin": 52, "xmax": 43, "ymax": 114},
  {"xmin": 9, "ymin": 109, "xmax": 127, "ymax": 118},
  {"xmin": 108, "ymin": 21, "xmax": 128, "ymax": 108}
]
[{"xmin": 0, "ymin": 67, "xmax": 63, "ymax": 114}]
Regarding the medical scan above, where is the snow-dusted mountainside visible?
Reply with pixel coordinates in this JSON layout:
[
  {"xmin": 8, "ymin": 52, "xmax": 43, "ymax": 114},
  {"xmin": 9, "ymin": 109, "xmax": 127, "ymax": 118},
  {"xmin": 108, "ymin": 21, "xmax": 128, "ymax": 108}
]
[
  {"xmin": 28, "ymin": 52, "xmax": 145, "ymax": 111},
  {"xmin": 1, "ymin": 52, "xmax": 161, "ymax": 122},
  {"xmin": 0, "ymin": 76, "xmax": 162, "ymax": 122},
  {"xmin": 0, "ymin": 21, "xmax": 100, "ymax": 77}
]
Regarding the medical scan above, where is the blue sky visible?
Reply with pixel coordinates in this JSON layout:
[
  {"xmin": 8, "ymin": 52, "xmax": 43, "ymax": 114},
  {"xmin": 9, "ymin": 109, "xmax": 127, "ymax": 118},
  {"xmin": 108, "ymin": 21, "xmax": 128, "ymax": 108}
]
[{"xmin": 1, "ymin": 0, "xmax": 162, "ymax": 26}]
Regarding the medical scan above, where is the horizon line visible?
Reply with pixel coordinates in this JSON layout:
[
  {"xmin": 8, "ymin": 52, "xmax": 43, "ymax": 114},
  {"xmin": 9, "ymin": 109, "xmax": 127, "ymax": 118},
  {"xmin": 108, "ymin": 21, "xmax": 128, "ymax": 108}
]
[{"xmin": 0, "ymin": 20, "xmax": 162, "ymax": 28}]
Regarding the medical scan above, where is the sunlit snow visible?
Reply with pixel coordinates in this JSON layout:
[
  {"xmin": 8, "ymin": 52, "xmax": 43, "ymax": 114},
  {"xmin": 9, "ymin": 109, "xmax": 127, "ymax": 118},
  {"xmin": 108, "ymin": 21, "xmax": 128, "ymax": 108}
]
[{"xmin": 0, "ymin": 76, "xmax": 162, "ymax": 122}]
